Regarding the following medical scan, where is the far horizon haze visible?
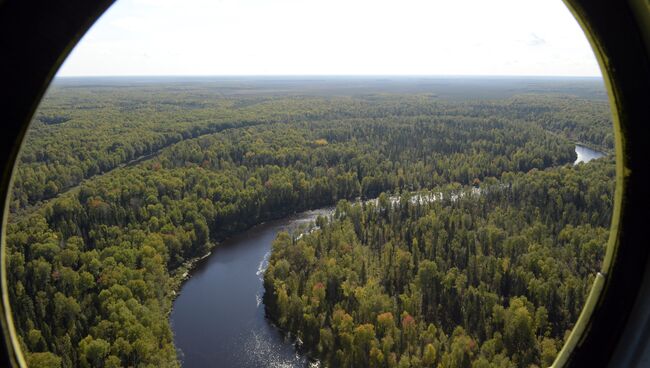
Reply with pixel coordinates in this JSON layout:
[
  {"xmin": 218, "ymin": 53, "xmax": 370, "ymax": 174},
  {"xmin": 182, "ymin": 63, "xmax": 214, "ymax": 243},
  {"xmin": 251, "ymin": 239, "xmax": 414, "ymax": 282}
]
[{"xmin": 58, "ymin": 0, "xmax": 602, "ymax": 78}]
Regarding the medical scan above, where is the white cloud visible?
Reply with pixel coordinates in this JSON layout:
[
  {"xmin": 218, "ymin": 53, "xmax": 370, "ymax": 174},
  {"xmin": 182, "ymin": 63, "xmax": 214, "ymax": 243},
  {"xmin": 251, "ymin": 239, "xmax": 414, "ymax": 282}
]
[{"xmin": 57, "ymin": 0, "xmax": 602, "ymax": 76}]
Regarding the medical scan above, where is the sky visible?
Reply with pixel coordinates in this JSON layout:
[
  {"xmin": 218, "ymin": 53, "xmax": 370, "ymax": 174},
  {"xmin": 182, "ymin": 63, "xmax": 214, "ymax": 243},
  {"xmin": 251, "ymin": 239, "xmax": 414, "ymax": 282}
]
[{"xmin": 57, "ymin": 0, "xmax": 602, "ymax": 77}]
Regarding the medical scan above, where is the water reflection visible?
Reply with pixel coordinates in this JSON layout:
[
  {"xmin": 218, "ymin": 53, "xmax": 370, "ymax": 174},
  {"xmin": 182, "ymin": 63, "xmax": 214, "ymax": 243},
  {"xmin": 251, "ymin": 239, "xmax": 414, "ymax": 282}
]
[{"xmin": 575, "ymin": 145, "xmax": 605, "ymax": 164}]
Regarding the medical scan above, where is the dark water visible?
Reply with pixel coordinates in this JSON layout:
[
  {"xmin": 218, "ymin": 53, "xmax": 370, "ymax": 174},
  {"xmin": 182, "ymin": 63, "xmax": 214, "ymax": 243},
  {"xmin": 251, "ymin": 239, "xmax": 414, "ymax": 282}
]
[
  {"xmin": 170, "ymin": 209, "xmax": 332, "ymax": 368},
  {"xmin": 575, "ymin": 145, "xmax": 605, "ymax": 164}
]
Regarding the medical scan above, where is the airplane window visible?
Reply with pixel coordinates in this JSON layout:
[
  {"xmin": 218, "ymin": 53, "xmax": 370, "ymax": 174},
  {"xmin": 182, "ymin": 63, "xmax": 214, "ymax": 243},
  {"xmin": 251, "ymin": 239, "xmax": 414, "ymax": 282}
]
[{"xmin": 3, "ymin": 0, "xmax": 617, "ymax": 367}]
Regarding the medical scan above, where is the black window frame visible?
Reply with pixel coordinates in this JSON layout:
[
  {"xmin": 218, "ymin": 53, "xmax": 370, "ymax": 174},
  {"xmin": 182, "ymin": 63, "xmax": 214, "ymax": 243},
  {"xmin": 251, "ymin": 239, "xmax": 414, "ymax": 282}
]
[{"xmin": 0, "ymin": 0, "xmax": 648, "ymax": 366}]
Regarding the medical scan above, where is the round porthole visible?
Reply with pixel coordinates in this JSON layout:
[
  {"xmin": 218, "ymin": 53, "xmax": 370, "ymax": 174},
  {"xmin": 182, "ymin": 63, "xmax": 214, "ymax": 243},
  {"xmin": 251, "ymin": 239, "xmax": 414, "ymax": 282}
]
[{"xmin": 0, "ymin": 0, "xmax": 649, "ymax": 367}]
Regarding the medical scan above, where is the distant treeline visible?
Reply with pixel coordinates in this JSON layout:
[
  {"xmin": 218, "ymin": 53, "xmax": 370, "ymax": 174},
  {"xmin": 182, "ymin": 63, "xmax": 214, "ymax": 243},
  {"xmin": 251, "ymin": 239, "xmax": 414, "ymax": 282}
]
[{"xmin": 12, "ymin": 86, "xmax": 612, "ymax": 211}]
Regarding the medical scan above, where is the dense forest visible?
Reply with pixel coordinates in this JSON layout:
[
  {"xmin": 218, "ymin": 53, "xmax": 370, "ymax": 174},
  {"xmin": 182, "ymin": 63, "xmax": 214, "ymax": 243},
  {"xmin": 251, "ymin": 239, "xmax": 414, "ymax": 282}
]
[
  {"xmin": 10, "ymin": 79, "xmax": 612, "ymax": 211},
  {"xmin": 264, "ymin": 158, "xmax": 614, "ymax": 367},
  {"xmin": 6, "ymin": 78, "xmax": 614, "ymax": 367}
]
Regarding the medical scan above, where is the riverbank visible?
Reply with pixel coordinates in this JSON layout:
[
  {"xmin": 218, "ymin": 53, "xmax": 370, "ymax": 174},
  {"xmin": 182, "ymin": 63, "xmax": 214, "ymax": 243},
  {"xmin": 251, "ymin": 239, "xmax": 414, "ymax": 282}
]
[
  {"xmin": 572, "ymin": 140, "xmax": 612, "ymax": 155},
  {"xmin": 170, "ymin": 209, "xmax": 333, "ymax": 367},
  {"xmin": 168, "ymin": 243, "xmax": 217, "ymax": 304},
  {"xmin": 166, "ymin": 208, "xmax": 334, "ymax": 307}
]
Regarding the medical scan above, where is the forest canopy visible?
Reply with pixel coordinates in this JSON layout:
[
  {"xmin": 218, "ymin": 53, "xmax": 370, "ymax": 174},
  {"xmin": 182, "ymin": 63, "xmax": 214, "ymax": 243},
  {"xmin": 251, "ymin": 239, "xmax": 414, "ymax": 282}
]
[
  {"xmin": 264, "ymin": 159, "xmax": 614, "ymax": 367},
  {"xmin": 7, "ymin": 78, "xmax": 614, "ymax": 368},
  {"xmin": 11, "ymin": 79, "xmax": 612, "ymax": 211}
]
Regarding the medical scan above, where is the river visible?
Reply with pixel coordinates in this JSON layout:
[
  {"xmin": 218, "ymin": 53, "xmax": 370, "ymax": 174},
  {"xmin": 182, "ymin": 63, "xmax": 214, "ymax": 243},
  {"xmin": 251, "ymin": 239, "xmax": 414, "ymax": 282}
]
[
  {"xmin": 575, "ymin": 144, "xmax": 605, "ymax": 164},
  {"xmin": 170, "ymin": 209, "xmax": 332, "ymax": 368}
]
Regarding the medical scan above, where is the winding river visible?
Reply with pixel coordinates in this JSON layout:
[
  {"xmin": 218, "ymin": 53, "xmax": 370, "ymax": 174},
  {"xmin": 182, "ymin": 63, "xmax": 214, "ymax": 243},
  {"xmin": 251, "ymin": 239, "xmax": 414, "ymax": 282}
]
[
  {"xmin": 170, "ymin": 145, "xmax": 605, "ymax": 367},
  {"xmin": 170, "ymin": 209, "xmax": 331, "ymax": 368}
]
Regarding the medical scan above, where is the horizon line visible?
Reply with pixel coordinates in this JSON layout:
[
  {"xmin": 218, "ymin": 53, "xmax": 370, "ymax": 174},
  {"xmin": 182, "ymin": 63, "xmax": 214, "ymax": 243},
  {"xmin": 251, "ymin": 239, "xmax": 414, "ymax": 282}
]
[{"xmin": 54, "ymin": 74, "xmax": 603, "ymax": 79}]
